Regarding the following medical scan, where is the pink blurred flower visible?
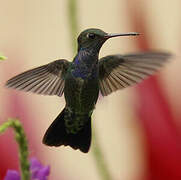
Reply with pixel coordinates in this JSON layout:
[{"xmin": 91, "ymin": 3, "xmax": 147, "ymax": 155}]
[{"xmin": 125, "ymin": 0, "xmax": 181, "ymax": 179}]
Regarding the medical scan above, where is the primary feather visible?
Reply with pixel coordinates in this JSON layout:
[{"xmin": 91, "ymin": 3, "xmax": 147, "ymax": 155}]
[
  {"xmin": 6, "ymin": 59, "xmax": 70, "ymax": 96},
  {"xmin": 99, "ymin": 52, "xmax": 171, "ymax": 96}
]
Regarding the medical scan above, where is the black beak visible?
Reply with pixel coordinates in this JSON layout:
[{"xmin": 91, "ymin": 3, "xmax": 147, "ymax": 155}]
[{"xmin": 104, "ymin": 32, "xmax": 140, "ymax": 39}]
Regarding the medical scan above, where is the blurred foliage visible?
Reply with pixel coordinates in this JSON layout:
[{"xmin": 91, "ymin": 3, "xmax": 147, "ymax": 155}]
[
  {"xmin": 0, "ymin": 119, "xmax": 30, "ymax": 180},
  {"xmin": 67, "ymin": 0, "xmax": 79, "ymax": 54},
  {"xmin": 0, "ymin": 53, "xmax": 7, "ymax": 60}
]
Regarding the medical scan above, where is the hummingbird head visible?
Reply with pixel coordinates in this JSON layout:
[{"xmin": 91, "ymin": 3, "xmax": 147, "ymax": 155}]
[{"xmin": 77, "ymin": 28, "xmax": 140, "ymax": 52}]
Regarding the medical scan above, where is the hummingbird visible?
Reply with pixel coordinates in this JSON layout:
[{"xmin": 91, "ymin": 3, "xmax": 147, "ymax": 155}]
[{"xmin": 6, "ymin": 28, "xmax": 171, "ymax": 153}]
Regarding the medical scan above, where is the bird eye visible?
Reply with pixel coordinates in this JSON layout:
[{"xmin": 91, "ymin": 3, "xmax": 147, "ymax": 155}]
[{"xmin": 87, "ymin": 33, "xmax": 96, "ymax": 39}]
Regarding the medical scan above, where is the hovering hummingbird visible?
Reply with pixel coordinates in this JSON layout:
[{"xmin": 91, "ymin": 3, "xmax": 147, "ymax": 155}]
[{"xmin": 6, "ymin": 28, "xmax": 171, "ymax": 153}]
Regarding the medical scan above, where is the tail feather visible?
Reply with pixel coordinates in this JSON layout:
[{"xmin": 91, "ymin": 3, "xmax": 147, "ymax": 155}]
[{"xmin": 43, "ymin": 108, "xmax": 91, "ymax": 153}]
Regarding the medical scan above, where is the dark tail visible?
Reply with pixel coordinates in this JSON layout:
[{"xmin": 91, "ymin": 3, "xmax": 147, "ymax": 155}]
[{"xmin": 42, "ymin": 108, "xmax": 91, "ymax": 153}]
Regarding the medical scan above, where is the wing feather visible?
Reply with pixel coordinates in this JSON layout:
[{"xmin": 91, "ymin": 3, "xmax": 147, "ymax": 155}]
[
  {"xmin": 6, "ymin": 59, "xmax": 71, "ymax": 96},
  {"xmin": 99, "ymin": 52, "xmax": 171, "ymax": 96}
]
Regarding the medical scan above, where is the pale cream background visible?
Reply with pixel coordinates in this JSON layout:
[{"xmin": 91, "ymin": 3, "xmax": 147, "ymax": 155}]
[{"xmin": 0, "ymin": 0, "xmax": 180, "ymax": 179}]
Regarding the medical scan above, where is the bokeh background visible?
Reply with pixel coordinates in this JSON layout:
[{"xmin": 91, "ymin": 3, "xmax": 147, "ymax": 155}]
[{"xmin": 0, "ymin": 0, "xmax": 181, "ymax": 179}]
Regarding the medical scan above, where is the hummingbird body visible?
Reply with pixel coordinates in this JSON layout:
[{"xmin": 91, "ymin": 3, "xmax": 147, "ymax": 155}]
[
  {"xmin": 6, "ymin": 28, "xmax": 171, "ymax": 153},
  {"xmin": 64, "ymin": 48, "xmax": 99, "ymax": 134}
]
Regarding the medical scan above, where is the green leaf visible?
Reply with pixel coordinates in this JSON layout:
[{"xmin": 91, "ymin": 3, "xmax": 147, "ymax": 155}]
[{"xmin": 0, "ymin": 54, "xmax": 7, "ymax": 61}]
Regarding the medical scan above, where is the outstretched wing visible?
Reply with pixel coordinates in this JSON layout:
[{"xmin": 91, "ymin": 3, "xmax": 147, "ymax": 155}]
[
  {"xmin": 99, "ymin": 52, "xmax": 171, "ymax": 96},
  {"xmin": 6, "ymin": 59, "xmax": 71, "ymax": 96}
]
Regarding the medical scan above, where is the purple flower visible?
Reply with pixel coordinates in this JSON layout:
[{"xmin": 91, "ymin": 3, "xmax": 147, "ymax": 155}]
[
  {"xmin": 4, "ymin": 158, "xmax": 50, "ymax": 180},
  {"xmin": 4, "ymin": 170, "xmax": 20, "ymax": 180},
  {"xmin": 30, "ymin": 158, "xmax": 50, "ymax": 180}
]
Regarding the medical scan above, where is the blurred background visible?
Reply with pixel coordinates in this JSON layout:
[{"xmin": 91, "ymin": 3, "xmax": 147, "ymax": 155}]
[{"xmin": 0, "ymin": 0, "xmax": 181, "ymax": 179}]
